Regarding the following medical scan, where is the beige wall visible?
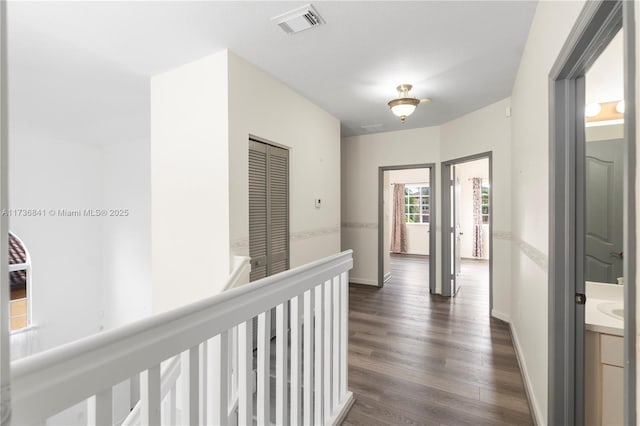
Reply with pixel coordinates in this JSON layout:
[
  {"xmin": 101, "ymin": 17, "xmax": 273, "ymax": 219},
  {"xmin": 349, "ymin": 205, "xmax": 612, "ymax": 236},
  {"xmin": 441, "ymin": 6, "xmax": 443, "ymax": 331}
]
[
  {"xmin": 227, "ymin": 51, "xmax": 341, "ymax": 268},
  {"xmin": 342, "ymin": 97, "xmax": 511, "ymax": 307},
  {"xmin": 341, "ymin": 127, "xmax": 441, "ymax": 286},
  {"xmin": 151, "ymin": 50, "xmax": 341, "ymax": 313},
  {"xmin": 510, "ymin": 1, "xmax": 587, "ymax": 423}
]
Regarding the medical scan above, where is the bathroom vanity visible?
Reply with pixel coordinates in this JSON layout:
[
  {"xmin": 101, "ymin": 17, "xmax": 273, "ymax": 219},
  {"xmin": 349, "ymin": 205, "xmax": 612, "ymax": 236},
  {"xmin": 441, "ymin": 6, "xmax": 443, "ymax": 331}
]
[{"xmin": 585, "ymin": 282, "xmax": 624, "ymax": 426}]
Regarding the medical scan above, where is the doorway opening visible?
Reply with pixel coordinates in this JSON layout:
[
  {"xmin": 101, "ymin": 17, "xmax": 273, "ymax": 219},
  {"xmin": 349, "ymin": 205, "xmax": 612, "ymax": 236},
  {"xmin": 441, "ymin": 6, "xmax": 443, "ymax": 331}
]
[
  {"xmin": 377, "ymin": 164, "xmax": 435, "ymax": 290},
  {"xmin": 548, "ymin": 1, "xmax": 636, "ymax": 424},
  {"xmin": 441, "ymin": 153, "xmax": 492, "ymax": 312}
]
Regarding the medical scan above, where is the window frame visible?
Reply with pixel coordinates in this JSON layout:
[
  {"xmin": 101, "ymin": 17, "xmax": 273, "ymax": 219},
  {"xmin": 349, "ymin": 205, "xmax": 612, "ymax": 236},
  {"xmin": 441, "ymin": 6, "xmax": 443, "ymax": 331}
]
[
  {"xmin": 8, "ymin": 232, "xmax": 32, "ymax": 332},
  {"xmin": 404, "ymin": 183, "xmax": 430, "ymax": 224}
]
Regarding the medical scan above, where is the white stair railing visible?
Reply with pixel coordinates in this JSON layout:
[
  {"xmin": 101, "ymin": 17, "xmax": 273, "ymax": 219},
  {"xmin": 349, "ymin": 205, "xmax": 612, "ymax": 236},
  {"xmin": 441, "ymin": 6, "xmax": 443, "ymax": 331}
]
[
  {"xmin": 9, "ymin": 250, "xmax": 354, "ymax": 425},
  {"xmin": 120, "ymin": 255, "xmax": 250, "ymax": 426}
]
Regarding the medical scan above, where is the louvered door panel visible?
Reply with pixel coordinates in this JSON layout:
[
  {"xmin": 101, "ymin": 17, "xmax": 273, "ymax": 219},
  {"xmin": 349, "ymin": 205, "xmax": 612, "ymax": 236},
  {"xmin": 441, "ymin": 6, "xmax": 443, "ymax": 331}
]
[
  {"xmin": 249, "ymin": 142, "xmax": 268, "ymax": 282},
  {"xmin": 269, "ymin": 148, "xmax": 289, "ymax": 274},
  {"xmin": 248, "ymin": 139, "xmax": 289, "ymax": 281}
]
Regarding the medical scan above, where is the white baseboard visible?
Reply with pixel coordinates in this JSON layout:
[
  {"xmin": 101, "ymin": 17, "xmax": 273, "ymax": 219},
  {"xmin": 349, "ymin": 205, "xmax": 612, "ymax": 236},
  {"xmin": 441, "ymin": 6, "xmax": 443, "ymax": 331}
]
[
  {"xmin": 383, "ymin": 272, "xmax": 391, "ymax": 283},
  {"xmin": 491, "ymin": 309, "xmax": 511, "ymax": 323},
  {"xmin": 349, "ymin": 277, "xmax": 377, "ymax": 286},
  {"xmin": 330, "ymin": 391, "xmax": 355, "ymax": 425},
  {"xmin": 510, "ymin": 323, "xmax": 544, "ymax": 426}
]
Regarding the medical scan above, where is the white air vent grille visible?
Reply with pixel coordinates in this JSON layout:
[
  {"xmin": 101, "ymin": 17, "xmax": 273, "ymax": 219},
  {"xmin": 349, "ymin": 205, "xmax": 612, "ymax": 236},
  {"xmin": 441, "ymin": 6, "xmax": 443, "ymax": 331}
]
[{"xmin": 272, "ymin": 4, "xmax": 325, "ymax": 35}]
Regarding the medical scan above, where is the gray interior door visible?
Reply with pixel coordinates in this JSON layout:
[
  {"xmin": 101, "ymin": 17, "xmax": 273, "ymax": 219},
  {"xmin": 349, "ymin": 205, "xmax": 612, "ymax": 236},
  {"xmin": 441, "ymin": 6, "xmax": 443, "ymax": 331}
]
[
  {"xmin": 455, "ymin": 174, "xmax": 462, "ymax": 278},
  {"xmin": 585, "ymin": 138, "xmax": 624, "ymax": 283},
  {"xmin": 448, "ymin": 165, "xmax": 459, "ymax": 295},
  {"xmin": 248, "ymin": 139, "xmax": 290, "ymax": 282}
]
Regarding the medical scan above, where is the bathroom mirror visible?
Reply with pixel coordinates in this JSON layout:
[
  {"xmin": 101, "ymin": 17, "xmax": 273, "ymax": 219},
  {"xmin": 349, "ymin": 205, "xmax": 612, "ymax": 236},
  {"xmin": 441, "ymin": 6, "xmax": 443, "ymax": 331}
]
[{"xmin": 584, "ymin": 31, "xmax": 624, "ymax": 286}]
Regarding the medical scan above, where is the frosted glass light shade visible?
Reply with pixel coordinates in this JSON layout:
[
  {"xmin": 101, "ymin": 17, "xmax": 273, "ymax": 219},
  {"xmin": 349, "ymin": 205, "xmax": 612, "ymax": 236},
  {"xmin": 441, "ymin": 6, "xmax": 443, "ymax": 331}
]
[
  {"xmin": 391, "ymin": 103, "xmax": 417, "ymax": 118},
  {"xmin": 616, "ymin": 100, "xmax": 625, "ymax": 114}
]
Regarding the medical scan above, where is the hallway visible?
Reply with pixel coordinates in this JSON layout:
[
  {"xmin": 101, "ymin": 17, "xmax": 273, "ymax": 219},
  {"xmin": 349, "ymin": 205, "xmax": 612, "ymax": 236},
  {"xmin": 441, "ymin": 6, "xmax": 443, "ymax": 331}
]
[{"xmin": 343, "ymin": 255, "xmax": 533, "ymax": 425}]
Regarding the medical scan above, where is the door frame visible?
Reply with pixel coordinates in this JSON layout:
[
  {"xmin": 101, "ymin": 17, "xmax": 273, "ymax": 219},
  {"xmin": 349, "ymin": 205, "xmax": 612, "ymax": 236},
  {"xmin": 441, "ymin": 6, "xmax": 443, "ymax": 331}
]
[
  {"xmin": 377, "ymin": 163, "xmax": 436, "ymax": 290},
  {"xmin": 0, "ymin": 1, "xmax": 10, "ymax": 421},
  {"xmin": 548, "ymin": 1, "xmax": 636, "ymax": 424},
  {"xmin": 441, "ymin": 152, "xmax": 493, "ymax": 314}
]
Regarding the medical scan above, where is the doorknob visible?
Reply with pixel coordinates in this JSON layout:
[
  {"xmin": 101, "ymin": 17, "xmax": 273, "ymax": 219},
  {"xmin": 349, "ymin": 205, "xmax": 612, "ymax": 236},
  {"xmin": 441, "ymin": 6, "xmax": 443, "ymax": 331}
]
[{"xmin": 609, "ymin": 251, "xmax": 624, "ymax": 259}]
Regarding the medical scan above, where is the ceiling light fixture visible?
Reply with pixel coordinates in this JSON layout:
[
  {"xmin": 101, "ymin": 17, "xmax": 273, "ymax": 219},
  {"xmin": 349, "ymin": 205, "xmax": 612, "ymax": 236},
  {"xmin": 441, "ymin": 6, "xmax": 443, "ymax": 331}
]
[{"xmin": 388, "ymin": 84, "xmax": 430, "ymax": 123}]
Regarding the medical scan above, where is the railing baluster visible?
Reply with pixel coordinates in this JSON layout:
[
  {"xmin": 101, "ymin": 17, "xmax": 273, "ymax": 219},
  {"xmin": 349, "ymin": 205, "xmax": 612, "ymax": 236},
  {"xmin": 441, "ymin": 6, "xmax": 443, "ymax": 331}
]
[
  {"xmin": 130, "ymin": 374, "xmax": 140, "ymax": 411},
  {"xmin": 208, "ymin": 331, "xmax": 229, "ymax": 425},
  {"xmin": 200, "ymin": 341, "xmax": 208, "ymax": 424},
  {"xmin": 303, "ymin": 288, "xmax": 315, "ymax": 425},
  {"xmin": 238, "ymin": 319, "xmax": 253, "ymax": 426},
  {"xmin": 276, "ymin": 302, "xmax": 289, "ymax": 425},
  {"xmin": 332, "ymin": 275, "xmax": 341, "ymax": 411},
  {"xmin": 169, "ymin": 385, "xmax": 177, "ymax": 425},
  {"xmin": 9, "ymin": 251, "xmax": 353, "ymax": 426},
  {"xmin": 141, "ymin": 365, "xmax": 161, "ymax": 425},
  {"xmin": 87, "ymin": 388, "xmax": 112, "ymax": 426},
  {"xmin": 323, "ymin": 280, "xmax": 333, "ymax": 421},
  {"xmin": 290, "ymin": 294, "xmax": 303, "ymax": 425},
  {"xmin": 257, "ymin": 311, "xmax": 271, "ymax": 424},
  {"xmin": 229, "ymin": 325, "xmax": 237, "ymax": 407},
  {"xmin": 340, "ymin": 271, "xmax": 349, "ymax": 399},
  {"xmin": 181, "ymin": 346, "xmax": 200, "ymax": 424},
  {"xmin": 314, "ymin": 284, "xmax": 324, "ymax": 425}
]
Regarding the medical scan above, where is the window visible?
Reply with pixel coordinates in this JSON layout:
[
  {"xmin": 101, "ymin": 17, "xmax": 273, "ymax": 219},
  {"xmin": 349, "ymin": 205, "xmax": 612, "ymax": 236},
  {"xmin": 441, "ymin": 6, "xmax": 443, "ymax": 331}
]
[
  {"xmin": 404, "ymin": 184, "xmax": 430, "ymax": 224},
  {"xmin": 9, "ymin": 232, "xmax": 30, "ymax": 331},
  {"xmin": 481, "ymin": 182, "xmax": 490, "ymax": 224}
]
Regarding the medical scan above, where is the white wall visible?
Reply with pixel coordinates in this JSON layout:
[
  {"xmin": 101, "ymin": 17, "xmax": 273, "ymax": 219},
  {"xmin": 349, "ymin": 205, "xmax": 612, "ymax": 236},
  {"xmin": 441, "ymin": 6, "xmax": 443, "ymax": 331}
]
[
  {"xmin": 341, "ymin": 127, "xmax": 441, "ymax": 286},
  {"xmin": 454, "ymin": 158, "xmax": 489, "ymax": 260},
  {"xmin": 101, "ymin": 139, "xmax": 151, "ymax": 329},
  {"xmin": 150, "ymin": 51, "xmax": 230, "ymax": 314},
  {"xmin": 227, "ymin": 51, "xmax": 341, "ymax": 267},
  {"xmin": 509, "ymin": 1, "xmax": 586, "ymax": 423},
  {"xmin": 9, "ymin": 131, "xmax": 103, "ymax": 351}
]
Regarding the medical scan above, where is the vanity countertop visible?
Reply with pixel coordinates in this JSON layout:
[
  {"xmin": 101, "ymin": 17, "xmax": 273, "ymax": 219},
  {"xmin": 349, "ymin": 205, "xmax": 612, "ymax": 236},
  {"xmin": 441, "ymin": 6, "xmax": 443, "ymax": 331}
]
[{"xmin": 585, "ymin": 281, "xmax": 624, "ymax": 337}]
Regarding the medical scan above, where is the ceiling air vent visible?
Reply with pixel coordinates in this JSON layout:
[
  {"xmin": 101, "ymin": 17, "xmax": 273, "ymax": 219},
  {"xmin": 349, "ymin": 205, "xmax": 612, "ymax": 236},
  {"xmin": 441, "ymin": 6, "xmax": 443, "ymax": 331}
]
[{"xmin": 272, "ymin": 4, "xmax": 325, "ymax": 35}]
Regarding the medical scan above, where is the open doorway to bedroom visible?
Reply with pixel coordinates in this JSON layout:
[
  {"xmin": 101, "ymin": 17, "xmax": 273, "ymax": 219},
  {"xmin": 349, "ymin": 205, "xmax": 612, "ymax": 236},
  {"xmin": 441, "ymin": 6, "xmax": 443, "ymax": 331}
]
[
  {"xmin": 441, "ymin": 153, "xmax": 492, "ymax": 313},
  {"xmin": 378, "ymin": 164, "xmax": 435, "ymax": 290}
]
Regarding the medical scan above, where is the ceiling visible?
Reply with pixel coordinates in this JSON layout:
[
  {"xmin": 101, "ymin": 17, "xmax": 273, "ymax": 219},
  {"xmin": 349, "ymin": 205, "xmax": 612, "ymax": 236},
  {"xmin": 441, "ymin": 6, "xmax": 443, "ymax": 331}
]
[{"xmin": 7, "ymin": 1, "xmax": 538, "ymax": 144}]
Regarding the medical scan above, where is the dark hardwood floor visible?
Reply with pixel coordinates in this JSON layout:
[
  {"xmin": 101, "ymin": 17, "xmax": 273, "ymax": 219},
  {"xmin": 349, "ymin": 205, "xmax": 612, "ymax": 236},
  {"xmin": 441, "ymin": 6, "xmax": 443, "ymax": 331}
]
[{"xmin": 343, "ymin": 255, "xmax": 533, "ymax": 426}]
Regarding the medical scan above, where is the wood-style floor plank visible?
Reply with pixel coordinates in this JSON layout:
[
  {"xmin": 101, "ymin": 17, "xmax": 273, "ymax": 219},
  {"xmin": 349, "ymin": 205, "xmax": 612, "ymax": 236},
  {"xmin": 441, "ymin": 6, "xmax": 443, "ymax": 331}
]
[{"xmin": 343, "ymin": 255, "xmax": 533, "ymax": 426}]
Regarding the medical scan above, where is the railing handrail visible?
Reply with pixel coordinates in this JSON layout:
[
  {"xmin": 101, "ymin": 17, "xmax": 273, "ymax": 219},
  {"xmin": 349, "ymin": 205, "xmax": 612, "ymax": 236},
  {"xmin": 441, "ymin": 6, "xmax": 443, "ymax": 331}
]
[{"xmin": 11, "ymin": 250, "xmax": 353, "ymax": 423}]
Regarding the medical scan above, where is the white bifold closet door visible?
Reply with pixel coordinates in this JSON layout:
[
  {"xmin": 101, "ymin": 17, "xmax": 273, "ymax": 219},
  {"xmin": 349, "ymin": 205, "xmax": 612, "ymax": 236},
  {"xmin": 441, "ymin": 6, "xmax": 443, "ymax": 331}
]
[{"xmin": 249, "ymin": 139, "xmax": 290, "ymax": 282}]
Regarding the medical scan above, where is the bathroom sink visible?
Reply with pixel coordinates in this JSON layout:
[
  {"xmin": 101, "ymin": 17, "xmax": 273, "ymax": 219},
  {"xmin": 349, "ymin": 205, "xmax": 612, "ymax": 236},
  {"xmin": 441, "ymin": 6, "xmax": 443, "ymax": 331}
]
[{"xmin": 597, "ymin": 301, "xmax": 624, "ymax": 320}]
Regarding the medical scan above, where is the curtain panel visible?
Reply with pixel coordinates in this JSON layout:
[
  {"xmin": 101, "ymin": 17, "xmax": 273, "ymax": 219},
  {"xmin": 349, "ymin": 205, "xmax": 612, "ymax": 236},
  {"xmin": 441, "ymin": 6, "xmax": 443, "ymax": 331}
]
[
  {"xmin": 472, "ymin": 177, "xmax": 484, "ymax": 258},
  {"xmin": 390, "ymin": 184, "xmax": 407, "ymax": 253}
]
